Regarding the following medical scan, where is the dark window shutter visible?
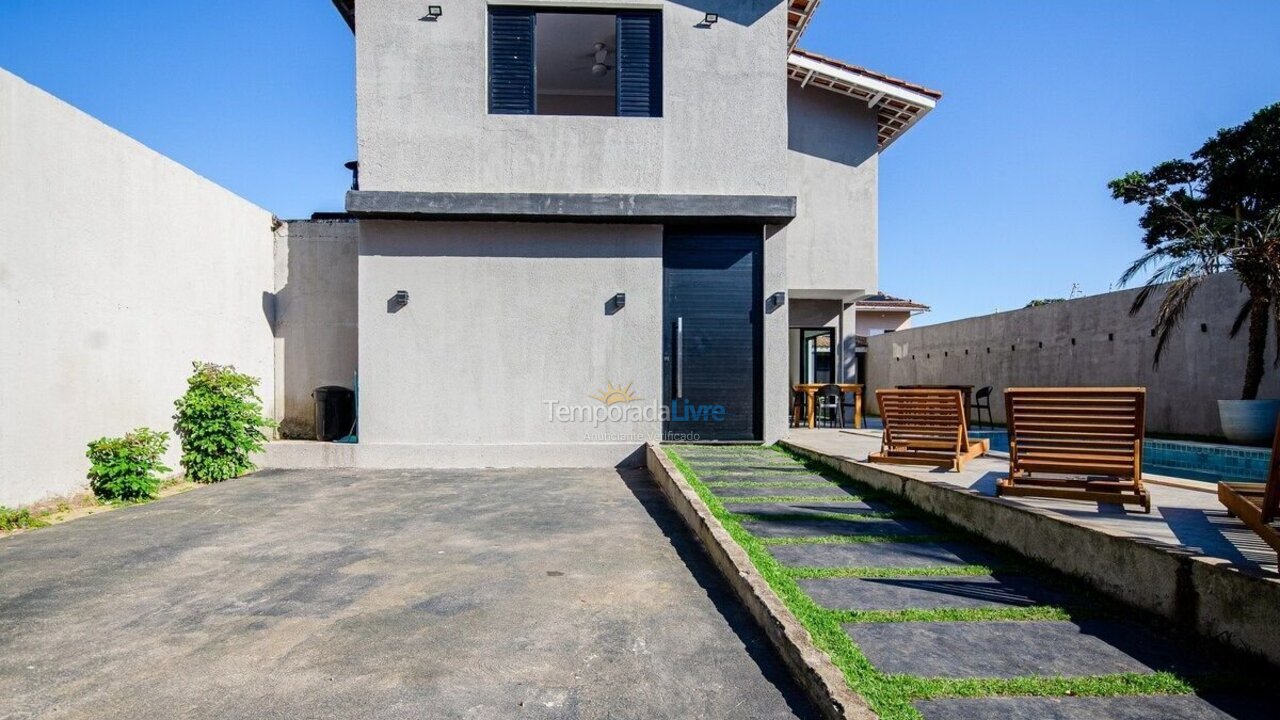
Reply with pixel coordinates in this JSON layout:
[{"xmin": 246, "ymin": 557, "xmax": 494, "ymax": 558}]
[
  {"xmin": 616, "ymin": 12, "xmax": 662, "ymax": 118},
  {"xmin": 489, "ymin": 9, "xmax": 536, "ymax": 114}
]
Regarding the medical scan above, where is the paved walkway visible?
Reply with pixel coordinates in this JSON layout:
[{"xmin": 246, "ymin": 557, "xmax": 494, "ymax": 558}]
[
  {"xmin": 669, "ymin": 444, "xmax": 1275, "ymax": 720},
  {"xmin": 0, "ymin": 468, "xmax": 818, "ymax": 720},
  {"xmin": 789, "ymin": 429, "xmax": 1279, "ymax": 575}
]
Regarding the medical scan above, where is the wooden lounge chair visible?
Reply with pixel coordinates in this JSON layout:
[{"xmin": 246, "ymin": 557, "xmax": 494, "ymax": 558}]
[
  {"xmin": 998, "ymin": 387, "xmax": 1150, "ymax": 513},
  {"xmin": 1218, "ymin": 420, "xmax": 1280, "ymax": 562},
  {"xmin": 870, "ymin": 389, "xmax": 989, "ymax": 471}
]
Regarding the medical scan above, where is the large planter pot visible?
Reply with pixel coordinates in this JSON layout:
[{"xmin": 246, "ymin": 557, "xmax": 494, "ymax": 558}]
[{"xmin": 1218, "ymin": 399, "xmax": 1280, "ymax": 446}]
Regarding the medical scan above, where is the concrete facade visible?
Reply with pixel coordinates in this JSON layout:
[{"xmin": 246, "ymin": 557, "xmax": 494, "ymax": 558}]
[
  {"xmin": 0, "ymin": 69, "xmax": 277, "ymax": 507},
  {"xmin": 865, "ymin": 271, "xmax": 1280, "ymax": 437},
  {"xmin": 354, "ymin": 0, "xmax": 789, "ymax": 196},
  {"xmin": 273, "ymin": 219, "xmax": 360, "ymax": 439},
  {"xmin": 357, "ymin": 221, "xmax": 665, "ymax": 458},
  {"xmin": 783, "ymin": 83, "xmax": 879, "ymax": 297}
]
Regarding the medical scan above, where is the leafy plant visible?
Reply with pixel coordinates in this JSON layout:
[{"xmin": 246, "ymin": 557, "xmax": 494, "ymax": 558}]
[
  {"xmin": 0, "ymin": 506, "xmax": 48, "ymax": 532},
  {"xmin": 86, "ymin": 428, "xmax": 171, "ymax": 502},
  {"xmin": 1109, "ymin": 102, "xmax": 1280, "ymax": 399},
  {"xmin": 173, "ymin": 362, "xmax": 275, "ymax": 483}
]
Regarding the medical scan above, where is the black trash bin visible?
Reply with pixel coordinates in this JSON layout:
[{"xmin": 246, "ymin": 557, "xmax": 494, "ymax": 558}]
[{"xmin": 313, "ymin": 386, "xmax": 355, "ymax": 441}]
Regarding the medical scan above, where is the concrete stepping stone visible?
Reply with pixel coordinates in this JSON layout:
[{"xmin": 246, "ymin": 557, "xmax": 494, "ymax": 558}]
[
  {"xmin": 724, "ymin": 500, "xmax": 894, "ymax": 518},
  {"xmin": 770, "ymin": 541, "xmax": 998, "ymax": 569},
  {"xmin": 712, "ymin": 485, "xmax": 860, "ymax": 499},
  {"xmin": 742, "ymin": 516, "xmax": 935, "ymax": 539},
  {"xmin": 915, "ymin": 694, "xmax": 1273, "ymax": 720},
  {"xmin": 846, "ymin": 620, "xmax": 1210, "ymax": 679},
  {"xmin": 800, "ymin": 573, "xmax": 1068, "ymax": 611}
]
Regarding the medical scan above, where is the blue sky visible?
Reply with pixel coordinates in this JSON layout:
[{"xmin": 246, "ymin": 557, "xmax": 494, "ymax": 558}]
[{"xmin": 2, "ymin": 1, "xmax": 1278, "ymax": 325}]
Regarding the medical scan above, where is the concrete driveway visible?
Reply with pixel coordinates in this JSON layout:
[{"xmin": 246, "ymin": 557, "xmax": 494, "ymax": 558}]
[{"xmin": 0, "ymin": 467, "xmax": 817, "ymax": 719}]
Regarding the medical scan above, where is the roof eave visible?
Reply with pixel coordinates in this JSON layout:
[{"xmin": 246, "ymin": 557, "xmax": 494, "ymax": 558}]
[
  {"xmin": 788, "ymin": 52, "xmax": 940, "ymax": 150},
  {"xmin": 332, "ymin": 0, "xmax": 355, "ymax": 32}
]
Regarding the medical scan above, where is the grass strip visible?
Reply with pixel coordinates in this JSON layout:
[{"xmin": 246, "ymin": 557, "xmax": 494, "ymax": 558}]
[
  {"xmin": 896, "ymin": 672, "xmax": 1194, "ymax": 700},
  {"xmin": 760, "ymin": 534, "xmax": 955, "ymax": 546},
  {"xmin": 729, "ymin": 510, "xmax": 902, "ymax": 522},
  {"xmin": 832, "ymin": 606, "xmax": 1073, "ymax": 624},
  {"xmin": 705, "ymin": 480, "xmax": 847, "ymax": 490},
  {"xmin": 663, "ymin": 447, "xmax": 1198, "ymax": 720},
  {"xmin": 785, "ymin": 565, "xmax": 999, "ymax": 579},
  {"xmin": 719, "ymin": 495, "xmax": 865, "ymax": 504}
]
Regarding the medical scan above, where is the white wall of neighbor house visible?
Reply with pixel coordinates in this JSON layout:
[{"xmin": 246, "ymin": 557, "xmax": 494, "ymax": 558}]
[
  {"xmin": 357, "ymin": 220, "xmax": 664, "ymax": 464},
  {"xmin": 865, "ymin": 272, "xmax": 1280, "ymax": 437},
  {"xmin": 783, "ymin": 82, "xmax": 879, "ymax": 294},
  {"xmin": 354, "ymin": 0, "xmax": 788, "ymax": 195},
  {"xmin": 0, "ymin": 69, "xmax": 277, "ymax": 507},
  {"xmin": 857, "ymin": 309, "xmax": 915, "ymax": 336},
  {"xmin": 274, "ymin": 219, "xmax": 360, "ymax": 439}
]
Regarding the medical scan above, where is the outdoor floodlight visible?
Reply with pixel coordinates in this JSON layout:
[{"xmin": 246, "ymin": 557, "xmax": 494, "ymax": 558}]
[
  {"xmin": 424, "ymin": 5, "xmax": 443, "ymax": 20},
  {"xmin": 702, "ymin": 13, "xmax": 719, "ymax": 25},
  {"xmin": 394, "ymin": 290, "xmax": 410, "ymax": 307}
]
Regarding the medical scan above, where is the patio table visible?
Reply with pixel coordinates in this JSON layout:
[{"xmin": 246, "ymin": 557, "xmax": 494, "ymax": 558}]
[{"xmin": 794, "ymin": 383, "xmax": 864, "ymax": 429}]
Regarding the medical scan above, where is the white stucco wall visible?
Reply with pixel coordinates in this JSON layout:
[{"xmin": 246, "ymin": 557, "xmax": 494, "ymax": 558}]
[
  {"xmin": 784, "ymin": 83, "xmax": 879, "ymax": 295},
  {"xmin": 354, "ymin": 0, "xmax": 788, "ymax": 196},
  {"xmin": 865, "ymin": 272, "xmax": 1280, "ymax": 437},
  {"xmin": 274, "ymin": 219, "xmax": 360, "ymax": 439},
  {"xmin": 0, "ymin": 69, "xmax": 277, "ymax": 507},
  {"xmin": 857, "ymin": 309, "xmax": 914, "ymax": 336},
  {"xmin": 357, "ymin": 221, "xmax": 664, "ymax": 462}
]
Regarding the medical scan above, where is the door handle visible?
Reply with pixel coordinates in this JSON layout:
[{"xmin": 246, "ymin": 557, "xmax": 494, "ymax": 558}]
[{"xmin": 676, "ymin": 317, "xmax": 684, "ymax": 399}]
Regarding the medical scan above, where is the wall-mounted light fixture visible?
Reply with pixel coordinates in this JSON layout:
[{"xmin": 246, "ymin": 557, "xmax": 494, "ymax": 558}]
[
  {"xmin": 344, "ymin": 160, "xmax": 359, "ymax": 191},
  {"xmin": 767, "ymin": 291, "xmax": 786, "ymax": 312},
  {"xmin": 422, "ymin": 5, "xmax": 443, "ymax": 21},
  {"xmin": 701, "ymin": 12, "xmax": 719, "ymax": 26},
  {"xmin": 394, "ymin": 290, "xmax": 410, "ymax": 307},
  {"xmin": 606, "ymin": 293, "xmax": 626, "ymax": 315}
]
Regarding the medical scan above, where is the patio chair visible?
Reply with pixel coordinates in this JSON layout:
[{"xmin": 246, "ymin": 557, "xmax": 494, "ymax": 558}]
[
  {"xmin": 790, "ymin": 388, "xmax": 807, "ymax": 428},
  {"xmin": 998, "ymin": 387, "xmax": 1150, "ymax": 513},
  {"xmin": 816, "ymin": 383, "xmax": 844, "ymax": 428},
  {"xmin": 870, "ymin": 389, "xmax": 989, "ymax": 471},
  {"xmin": 1218, "ymin": 420, "xmax": 1280, "ymax": 562},
  {"xmin": 971, "ymin": 386, "xmax": 994, "ymax": 428}
]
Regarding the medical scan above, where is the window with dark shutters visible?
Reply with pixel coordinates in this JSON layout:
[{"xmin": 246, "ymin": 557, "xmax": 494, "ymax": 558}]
[
  {"xmin": 488, "ymin": 9, "xmax": 536, "ymax": 115},
  {"xmin": 615, "ymin": 12, "xmax": 662, "ymax": 117}
]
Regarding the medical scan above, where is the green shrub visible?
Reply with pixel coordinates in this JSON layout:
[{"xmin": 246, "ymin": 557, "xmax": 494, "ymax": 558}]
[
  {"xmin": 0, "ymin": 506, "xmax": 48, "ymax": 532},
  {"xmin": 86, "ymin": 428, "xmax": 171, "ymax": 502},
  {"xmin": 173, "ymin": 362, "xmax": 275, "ymax": 483}
]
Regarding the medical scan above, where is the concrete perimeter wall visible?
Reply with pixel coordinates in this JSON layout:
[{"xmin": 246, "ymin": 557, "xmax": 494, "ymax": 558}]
[
  {"xmin": 0, "ymin": 69, "xmax": 277, "ymax": 507},
  {"xmin": 866, "ymin": 272, "xmax": 1280, "ymax": 437},
  {"xmin": 274, "ymin": 220, "xmax": 359, "ymax": 439}
]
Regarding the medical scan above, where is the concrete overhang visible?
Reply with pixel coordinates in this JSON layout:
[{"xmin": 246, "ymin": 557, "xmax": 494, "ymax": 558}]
[
  {"xmin": 345, "ymin": 191, "xmax": 798, "ymax": 225},
  {"xmin": 788, "ymin": 289, "xmax": 871, "ymax": 303}
]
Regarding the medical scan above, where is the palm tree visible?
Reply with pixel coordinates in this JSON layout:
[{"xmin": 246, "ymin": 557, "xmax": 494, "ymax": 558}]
[{"xmin": 1111, "ymin": 103, "xmax": 1280, "ymax": 401}]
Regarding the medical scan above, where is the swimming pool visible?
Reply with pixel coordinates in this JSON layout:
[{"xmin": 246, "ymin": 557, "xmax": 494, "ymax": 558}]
[{"xmin": 968, "ymin": 429, "xmax": 1272, "ymax": 484}]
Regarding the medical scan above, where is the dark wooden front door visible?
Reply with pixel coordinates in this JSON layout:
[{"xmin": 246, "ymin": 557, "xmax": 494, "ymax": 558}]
[{"xmin": 662, "ymin": 227, "xmax": 762, "ymax": 441}]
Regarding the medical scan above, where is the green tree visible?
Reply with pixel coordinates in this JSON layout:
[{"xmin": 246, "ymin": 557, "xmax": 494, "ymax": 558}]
[{"xmin": 1109, "ymin": 102, "xmax": 1280, "ymax": 400}]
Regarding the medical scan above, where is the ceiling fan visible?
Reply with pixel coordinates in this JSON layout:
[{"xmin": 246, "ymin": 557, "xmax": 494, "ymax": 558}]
[{"xmin": 573, "ymin": 42, "xmax": 614, "ymax": 77}]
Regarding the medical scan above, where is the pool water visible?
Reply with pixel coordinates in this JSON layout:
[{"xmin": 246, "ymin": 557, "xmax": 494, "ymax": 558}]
[{"xmin": 967, "ymin": 429, "xmax": 1272, "ymax": 484}]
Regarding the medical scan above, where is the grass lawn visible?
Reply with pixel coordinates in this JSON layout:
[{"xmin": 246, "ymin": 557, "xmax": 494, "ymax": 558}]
[{"xmin": 663, "ymin": 445, "xmax": 1256, "ymax": 720}]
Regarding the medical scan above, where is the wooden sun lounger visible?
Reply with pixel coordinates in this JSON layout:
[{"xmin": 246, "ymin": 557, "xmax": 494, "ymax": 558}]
[
  {"xmin": 998, "ymin": 387, "xmax": 1150, "ymax": 513},
  {"xmin": 870, "ymin": 389, "xmax": 989, "ymax": 471},
  {"xmin": 1218, "ymin": 420, "xmax": 1280, "ymax": 562}
]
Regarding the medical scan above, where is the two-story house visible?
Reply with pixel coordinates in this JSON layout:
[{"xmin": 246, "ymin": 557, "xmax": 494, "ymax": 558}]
[{"xmin": 326, "ymin": 0, "xmax": 938, "ymax": 464}]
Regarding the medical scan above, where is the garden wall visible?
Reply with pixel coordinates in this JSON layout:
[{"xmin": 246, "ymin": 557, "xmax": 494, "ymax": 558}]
[
  {"xmin": 866, "ymin": 271, "xmax": 1280, "ymax": 438},
  {"xmin": 0, "ymin": 69, "xmax": 278, "ymax": 506}
]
